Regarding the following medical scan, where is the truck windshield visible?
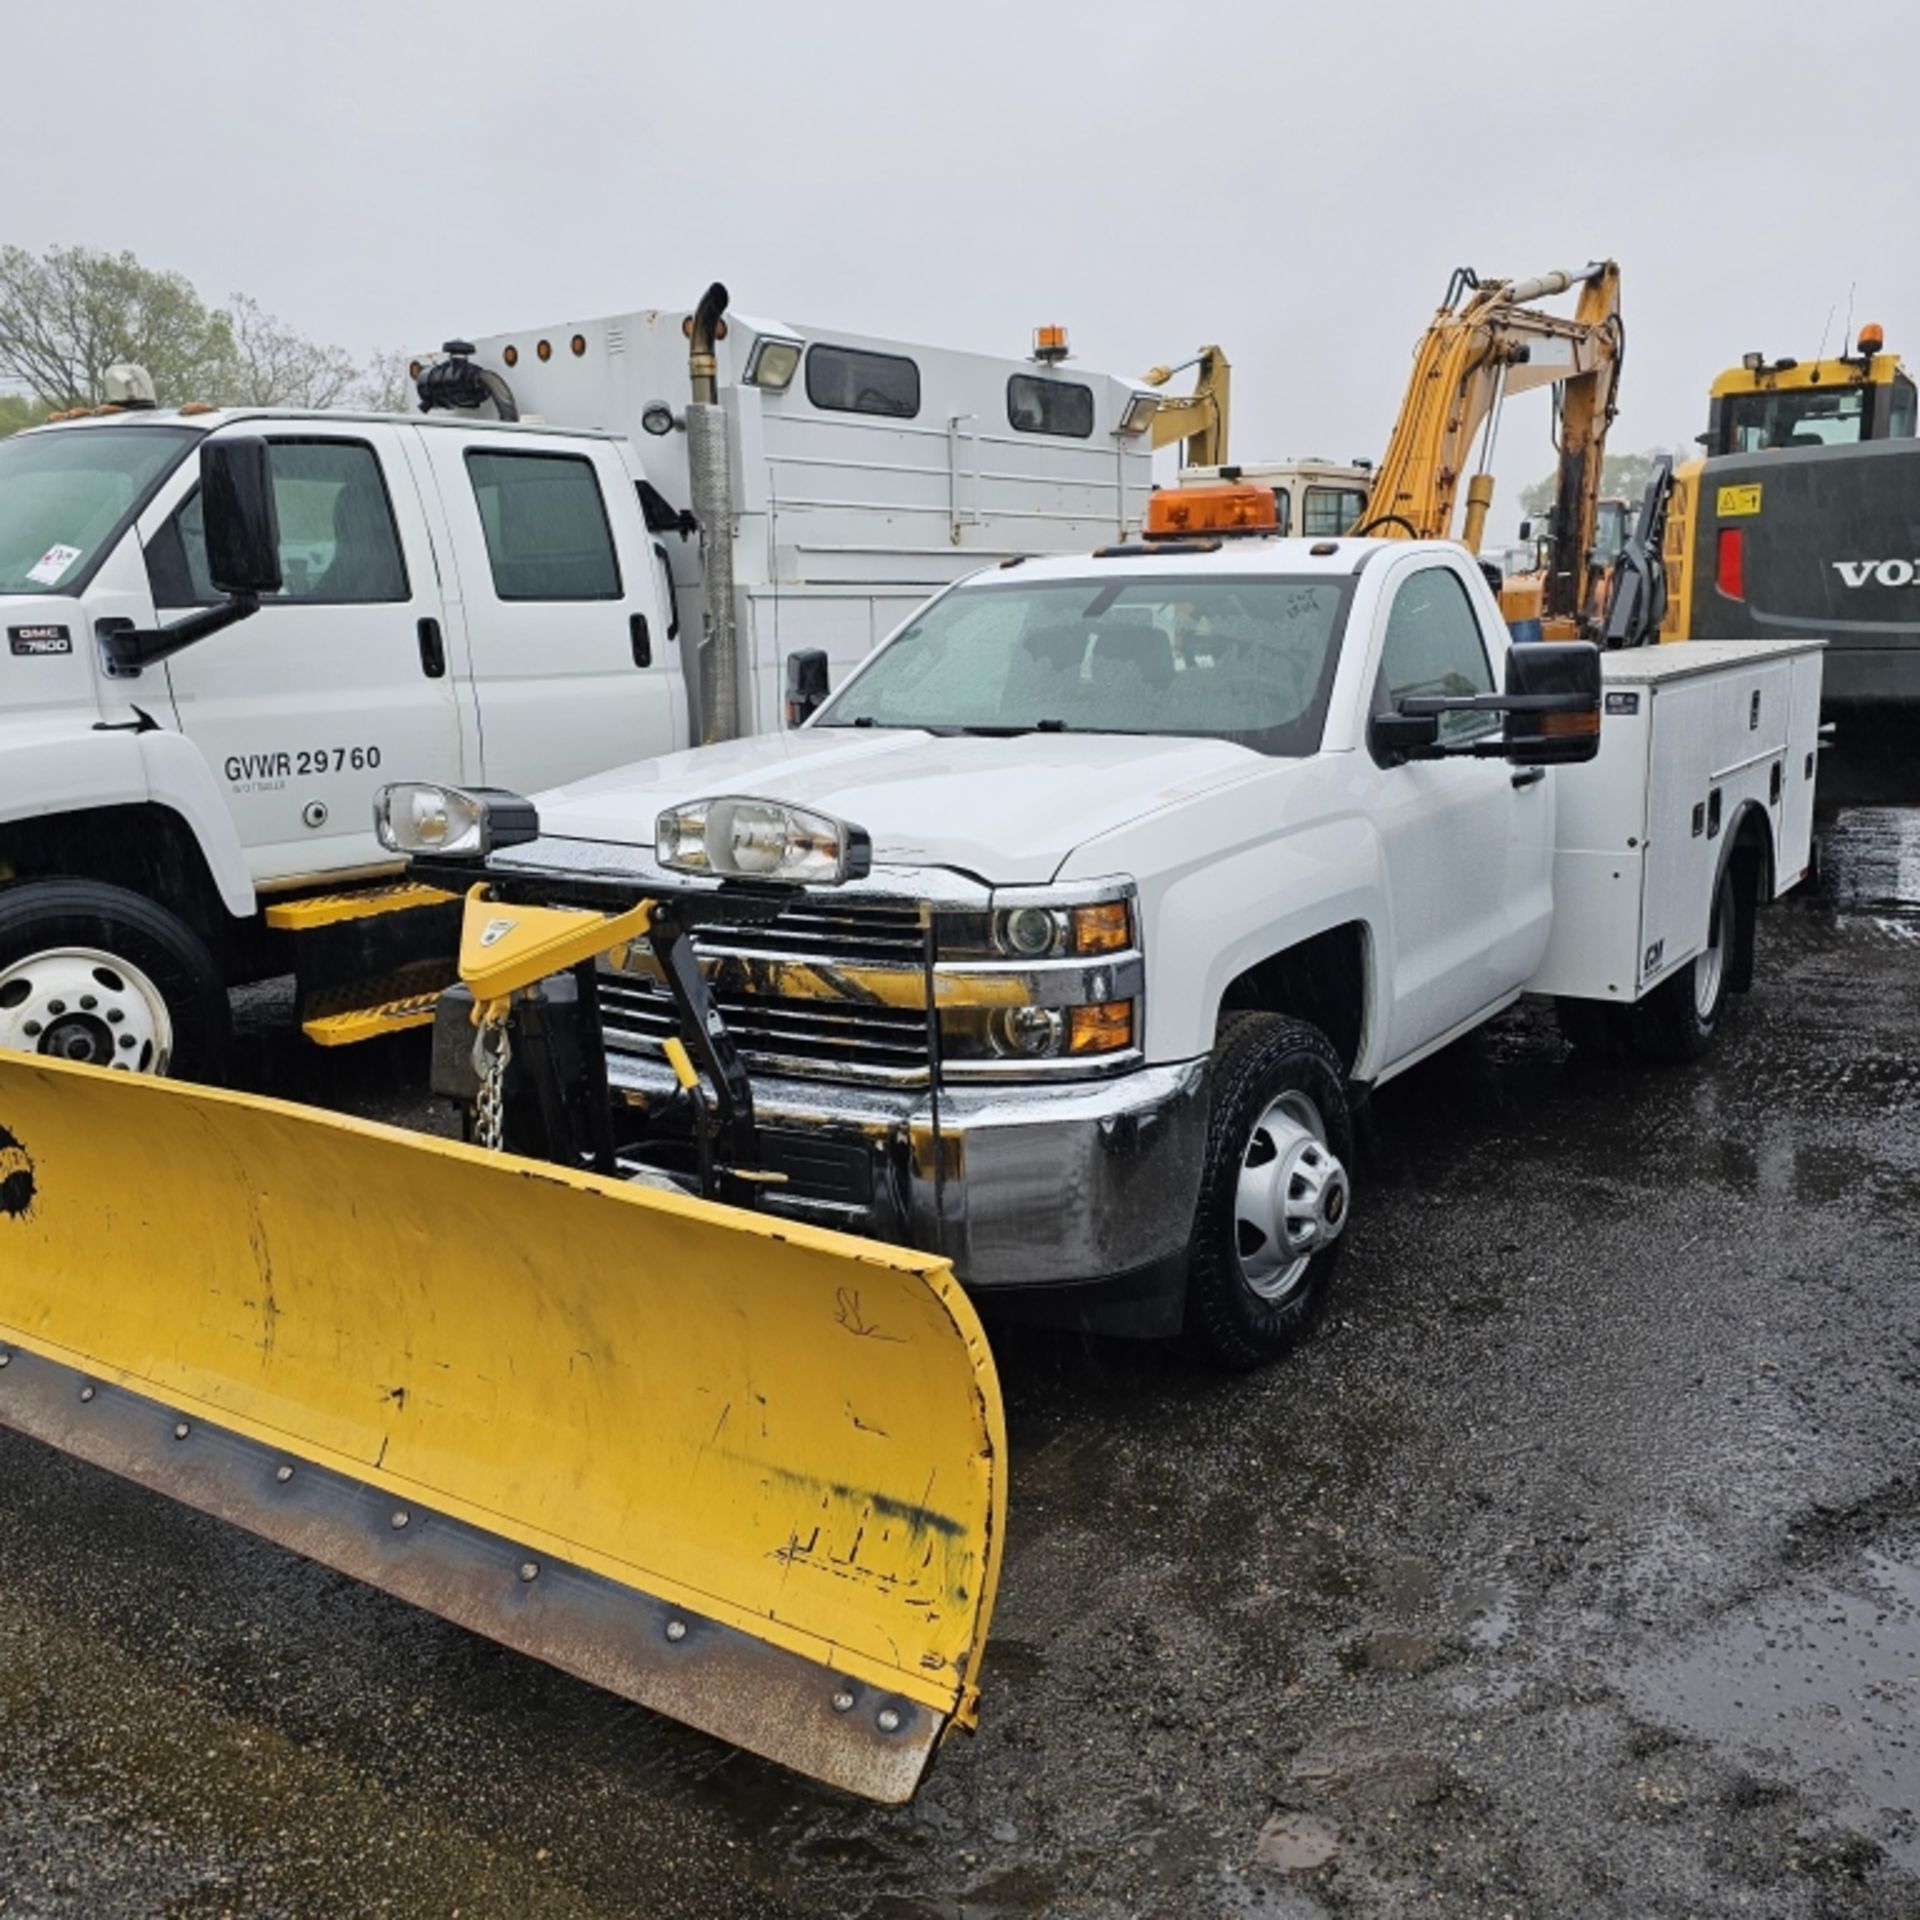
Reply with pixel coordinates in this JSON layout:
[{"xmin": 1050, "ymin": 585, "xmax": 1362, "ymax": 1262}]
[
  {"xmin": 816, "ymin": 573, "xmax": 1351, "ymax": 756},
  {"xmin": 0, "ymin": 425, "xmax": 195, "ymax": 595}
]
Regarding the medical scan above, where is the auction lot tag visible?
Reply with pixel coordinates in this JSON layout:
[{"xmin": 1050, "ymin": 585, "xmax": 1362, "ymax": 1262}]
[
  {"xmin": 25, "ymin": 543, "xmax": 83, "ymax": 586},
  {"xmin": 9, "ymin": 624, "xmax": 72, "ymax": 656},
  {"xmin": 1716, "ymin": 483, "xmax": 1763, "ymax": 518}
]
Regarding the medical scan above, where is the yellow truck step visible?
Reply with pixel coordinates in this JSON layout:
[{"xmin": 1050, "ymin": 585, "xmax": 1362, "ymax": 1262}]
[
  {"xmin": 265, "ymin": 882, "xmax": 453, "ymax": 932},
  {"xmin": 299, "ymin": 960, "xmax": 456, "ymax": 1046}
]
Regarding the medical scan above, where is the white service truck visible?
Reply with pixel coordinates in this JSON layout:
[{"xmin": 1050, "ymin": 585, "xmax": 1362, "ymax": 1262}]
[
  {"xmin": 0, "ymin": 288, "xmax": 1162, "ymax": 1075},
  {"xmin": 393, "ymin": 501, "xmax": 1823, "ymax": 1367}
]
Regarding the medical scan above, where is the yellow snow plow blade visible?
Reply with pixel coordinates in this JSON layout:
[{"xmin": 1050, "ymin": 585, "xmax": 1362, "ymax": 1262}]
[{"xmin": 0, "ymin": 1053, "xmax": 1005, "ymax": 1804}]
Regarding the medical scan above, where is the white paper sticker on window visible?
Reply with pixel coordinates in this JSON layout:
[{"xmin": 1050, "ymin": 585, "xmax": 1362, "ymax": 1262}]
[{"xmin": 26, "ymin": 543, "xmax": 83, "ymax": 587}]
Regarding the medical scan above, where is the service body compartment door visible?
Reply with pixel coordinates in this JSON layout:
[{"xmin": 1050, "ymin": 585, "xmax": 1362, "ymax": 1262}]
[
  {"xmin": 144, "ymin": 422, "xmax": 468, "ymax": 880},
  {"xmin": 418, "ymin": 430, "xmax": 679, "ymax": 792},
  {"xmin": 1528, "ymin": 641, "xmax": 1823, "ymax": 1002}
]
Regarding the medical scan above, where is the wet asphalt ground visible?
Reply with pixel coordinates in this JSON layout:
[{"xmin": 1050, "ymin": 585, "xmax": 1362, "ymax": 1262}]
[{"xmin": 2, "ymin": 737, "xmax": 1918, "ymax": 1919}]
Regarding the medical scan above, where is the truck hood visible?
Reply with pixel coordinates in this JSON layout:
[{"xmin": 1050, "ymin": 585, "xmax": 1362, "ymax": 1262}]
[{"xmin": 534, "ymin": 727, "xmax": 1266, "ymax": 884}]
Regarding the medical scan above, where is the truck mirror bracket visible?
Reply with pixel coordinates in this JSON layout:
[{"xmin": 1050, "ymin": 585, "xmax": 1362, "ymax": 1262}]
[{"xmin": 97, "ymin": 596, "xmax": 263, "ymax": 677}]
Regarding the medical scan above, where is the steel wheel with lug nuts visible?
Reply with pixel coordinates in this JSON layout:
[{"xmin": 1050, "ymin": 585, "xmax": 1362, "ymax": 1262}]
[
  {"xmin": 0, "ymin": 880, "xmax": 231, "ymax": 1082},
  {"xmin": 1185, "ymin": 1012, "xmax": 1354, "ymax": 1370},
  {"xmin": 0, "ymin": 945, "xmax": 174, "ymax": 1073}
]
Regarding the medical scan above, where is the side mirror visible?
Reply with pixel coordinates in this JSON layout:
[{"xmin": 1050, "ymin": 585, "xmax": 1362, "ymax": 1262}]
[
  {"xmin": 785, "ymin": 647, "xmax": 830, "ymax": 728},
  {"xmin": 97, "ymin": 434, "xmax": 281, "ymax": 675},
  {"xmin": 1504, "ymin": 641, "xmax": 1602, "ymax": 765},
  {"xmin": 201, "ymin": 435, "xmax": 282, "ymax": 598},
  {"xmin": 1368, "ymin": 709, "xmax": 1441, "ymax": 765}
]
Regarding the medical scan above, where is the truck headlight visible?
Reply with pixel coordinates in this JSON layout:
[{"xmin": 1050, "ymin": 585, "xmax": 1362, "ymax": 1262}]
[
  {"xmin": 373, "ymin": 783, "xmax": 539, "ymax": 857},
  {"xmin": 657, "ymin": 797, "xmax": 872, "ymax": 885},
  {"xmin": 989, "ymin": 900, "xmax": 1133, "ymax": 958}
]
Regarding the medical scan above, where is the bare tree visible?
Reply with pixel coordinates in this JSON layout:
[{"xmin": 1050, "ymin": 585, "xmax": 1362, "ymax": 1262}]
[
  {"xmin": 220, "ymin": 294, "xmax": 360, "ymax": 409},
  {"xmin": 351, "ymin": 348, "xmax": 418, "ymax": 414},
  {"xmin": 0, "ymin": 245, "xmax": 234, "ymax": 407}
]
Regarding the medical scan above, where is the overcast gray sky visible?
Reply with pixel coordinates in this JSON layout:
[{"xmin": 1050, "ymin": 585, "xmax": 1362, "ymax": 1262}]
[{"xmin": 17, "ymin": 0, "xmax": 1920, "ymax": 531}]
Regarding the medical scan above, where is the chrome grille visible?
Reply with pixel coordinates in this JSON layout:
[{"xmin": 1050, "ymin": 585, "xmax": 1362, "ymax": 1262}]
[
  {"xmin": 596, "ymin": 894, "xmax": 932, "ymax": 1083},
  {"xmin": 598, "ymin": 973, "xmax": 929, "ymax": 1080},
  {"xmin": 693, "ymin": 899, "xmax": 927, "ymax": 963}
]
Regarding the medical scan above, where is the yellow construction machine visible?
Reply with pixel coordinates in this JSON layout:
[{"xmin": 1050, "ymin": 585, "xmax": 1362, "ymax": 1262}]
[
  {"xmin": 1357, "ymin": 262, "xmax": 1628, "ymax": 639},
  {"xmin": 0, "ymin": 881, "xmax": 1008, "ymax": 1804},
  {"xmin": 1142, "ymin": 344, "xmax": 1231, "ymax": 466}
]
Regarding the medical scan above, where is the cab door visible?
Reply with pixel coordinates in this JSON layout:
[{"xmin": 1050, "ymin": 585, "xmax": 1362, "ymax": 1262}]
[
  {"xmin": 143, "ymin": 422, "xmax": 468, "ymax": 881},
  {"xmin": 416, "ymin": 429, "xmax": 680, "ymax": 793},
  {"xmin": 1361, "ymin": 557, "xmax": 1554, "ymax": 1065}
]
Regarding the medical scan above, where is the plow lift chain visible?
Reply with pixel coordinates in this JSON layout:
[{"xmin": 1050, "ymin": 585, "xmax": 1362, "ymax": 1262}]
[{"xmin": 453, "ymin": 879, "xmax": 779, "ymax": 1207}]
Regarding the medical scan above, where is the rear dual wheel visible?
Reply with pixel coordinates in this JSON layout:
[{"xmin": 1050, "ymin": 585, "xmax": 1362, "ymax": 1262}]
[{"xmin": 0, "ymin": 881, "xmax": 229, "ymax": 1080}]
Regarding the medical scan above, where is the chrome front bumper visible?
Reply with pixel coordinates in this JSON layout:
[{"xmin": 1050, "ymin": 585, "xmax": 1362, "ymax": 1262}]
[{"xmin": 608, "ymin": 1051, "xmax": 1211, "ymax": 1290}]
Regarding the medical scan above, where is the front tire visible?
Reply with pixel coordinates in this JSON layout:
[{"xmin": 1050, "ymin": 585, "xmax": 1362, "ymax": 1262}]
[
  {"xmin": 1184, "ymin": 1013, "xmax": 1354, "ymax": 1370},
  {"xmin": 0, "ymin": 880, "xmax": 231, "ymax": 1081}
]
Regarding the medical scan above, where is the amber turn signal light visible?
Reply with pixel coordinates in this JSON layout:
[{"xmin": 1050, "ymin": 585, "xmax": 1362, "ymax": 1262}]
[
  {"xmin": 1071, "ymin": 901, "xmax": 1131, "ymax": 954},
  {"xmin": 1068, "ymin": 1001, "xmax": 1133, "ymax": 1054}
]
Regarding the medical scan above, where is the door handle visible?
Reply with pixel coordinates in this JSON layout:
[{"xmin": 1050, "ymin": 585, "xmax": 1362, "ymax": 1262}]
[
  {"xmin": 1510, "ymin": 766, "xmax": 1546, "ymax": 789},
  {"xmin": 653, "ymin": 542, "xmax": 681, "ymax": 640},
  {"xmin": 416, "ymin": 617, "xmax": 446, "ymax": 679},
  {"xmin": 629, "ymin": 613, "xmax": 652, "ymax": 668}
]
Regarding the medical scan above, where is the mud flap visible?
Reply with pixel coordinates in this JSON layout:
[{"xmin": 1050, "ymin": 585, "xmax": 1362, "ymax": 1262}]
[{"xmin": 0, "ymin": 1054, "xmax": 1005, "ymax": 1803}]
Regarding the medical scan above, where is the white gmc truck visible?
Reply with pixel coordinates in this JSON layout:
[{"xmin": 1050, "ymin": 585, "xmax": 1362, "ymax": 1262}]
[
  {"xmin": 400, "ymin": 504, "xmax": 1823, "ymax": 1366},
  {"xmin": 0, "ymin": 288, "xmax": 1157, "ymax": 1076}
]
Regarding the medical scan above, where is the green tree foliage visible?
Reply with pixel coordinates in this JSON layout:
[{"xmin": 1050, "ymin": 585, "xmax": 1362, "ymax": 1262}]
[
  {"xmin": 0, "ymin": 244, "xmax": 405, "ymax": 414},
  {"xmin": 0, "ymin": 393, "xmax": 47, "ymax": 437},
  {"xmin": 1519, "ymin": 448, "xmax": 1688, "ymax": 518},
  {"xmin": 0, "ymin": 246, "xmax": 236, "ymax": 407}
]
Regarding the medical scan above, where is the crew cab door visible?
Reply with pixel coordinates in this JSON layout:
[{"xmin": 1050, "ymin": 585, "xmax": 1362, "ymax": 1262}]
[
  {"xmin": 142, "ymin": 422, "xmax": 468, "ymax": 880},
  {"xmin": 1362, "ymin": 557, "xmax": 1554, "ymax": 1063},
  {"xmin": 417, "ymin": 430, "xmax": 680, "ymax": 792}
]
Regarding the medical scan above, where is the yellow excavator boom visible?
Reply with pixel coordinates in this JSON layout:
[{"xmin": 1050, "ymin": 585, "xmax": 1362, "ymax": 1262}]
[
  {"xmin": 0, "ymin": 1048, "xmax": 1006, "ymax": 1803},
  {"xmin": 1143, "ymin": 345, "xmax": 1231, "ymax": 468},
  {"xmin": 1361, "ymin": 263, "xmax": 1623, "ymax": 632}
]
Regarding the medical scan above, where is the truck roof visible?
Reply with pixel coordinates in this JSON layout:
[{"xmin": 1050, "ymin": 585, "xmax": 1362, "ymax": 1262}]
[
  {"xmin": 26, "ymin": 407, "xmax": 618, "ymax": 443},
  {"xmin": 976, "ymin": 535, "xmax": 1416, "ymax": 586}
]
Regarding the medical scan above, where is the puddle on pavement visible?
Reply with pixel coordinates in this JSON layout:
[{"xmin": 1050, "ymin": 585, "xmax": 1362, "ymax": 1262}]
[
  {"xmin": 1611, "ymin": 1535, "xmax": 1920, "ymax": 1871},
  {"xmin": 1818, "ymin": 807, "xmax": 1920, "ymax": 922}
]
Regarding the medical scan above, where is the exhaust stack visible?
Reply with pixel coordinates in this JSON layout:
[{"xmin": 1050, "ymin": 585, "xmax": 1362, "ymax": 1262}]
[{"xmin": 687, "ymin": 283, "xmax": 740, "ymax": 743}]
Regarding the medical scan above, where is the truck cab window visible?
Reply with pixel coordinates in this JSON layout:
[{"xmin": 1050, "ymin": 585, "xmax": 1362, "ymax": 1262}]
[
  {"xmin": 1302, "ymin": 486, "xmax": 1366, "ymax": 537},
  {"xmin": 1377, "ymin": 566, "xmax": 1497, "ymax": 747},
  {"xmin": 465, "ymin": 450, "xmax": 622, "ymax": 600},
  {"xmin": 147, "ymin": 439, "xmax": 408, "ymax": 607}
]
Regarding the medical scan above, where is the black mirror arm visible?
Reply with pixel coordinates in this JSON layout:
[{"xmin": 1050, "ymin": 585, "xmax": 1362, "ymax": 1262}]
[{"xmin": 98, "ymin": 593, "xmax": 261, "ymax": 676}]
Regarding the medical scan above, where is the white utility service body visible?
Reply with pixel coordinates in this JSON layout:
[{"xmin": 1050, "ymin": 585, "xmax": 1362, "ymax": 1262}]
[
  {"xmin": 0, "ymin": 306, "xmax": 1158, "ymax": 1069},
  {"xmin": 439, "ymin": 534, "xmax": 1822, "ymax": 1357}
]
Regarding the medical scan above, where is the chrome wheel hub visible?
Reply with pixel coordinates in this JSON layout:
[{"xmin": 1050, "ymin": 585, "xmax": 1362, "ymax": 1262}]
[
  {"xmin": 0, "ymin": 948, "xmax": 173, "ymax": 1074},
  {"xmin": 1234, "ymin": 1091, "xmax": 1349, "ymax": 1304}
]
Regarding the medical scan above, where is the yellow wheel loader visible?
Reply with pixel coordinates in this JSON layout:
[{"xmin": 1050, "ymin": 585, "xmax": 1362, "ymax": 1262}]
[{"xmin": 0, "ymin": 878, "xmax": 1007, "ymax": 1804}]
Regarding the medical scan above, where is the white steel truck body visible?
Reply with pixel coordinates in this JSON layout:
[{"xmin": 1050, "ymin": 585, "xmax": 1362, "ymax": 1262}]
[
  {"xmin": 0, "ymin": 296, "xmax": 1157, "ymax": 1072},
  {"xmin": 417, "ymin": 532, "xmax": 1822, "ymax": 1365}
]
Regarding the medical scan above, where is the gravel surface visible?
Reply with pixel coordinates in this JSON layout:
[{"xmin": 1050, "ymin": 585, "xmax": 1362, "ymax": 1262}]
[{"xmin": 2, "ymin": 752, "xmax": 1916, "ymax": 1919}]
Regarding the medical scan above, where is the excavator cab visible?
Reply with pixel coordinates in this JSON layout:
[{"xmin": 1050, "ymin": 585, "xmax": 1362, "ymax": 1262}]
[{"xmin": 1704, "ymin": 327, "xmax": 1916, "ymax": 456}]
